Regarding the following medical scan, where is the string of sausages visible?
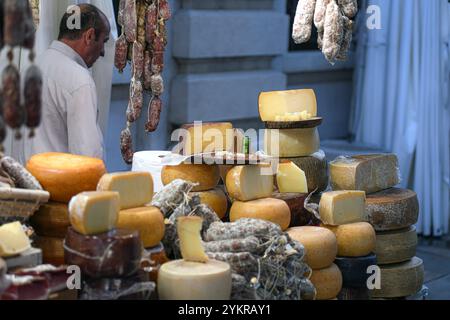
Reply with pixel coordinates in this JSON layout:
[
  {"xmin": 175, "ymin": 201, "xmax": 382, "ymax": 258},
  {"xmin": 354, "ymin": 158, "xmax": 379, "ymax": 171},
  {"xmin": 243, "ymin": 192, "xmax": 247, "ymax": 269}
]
[
  {"xmin": 292, "ymin": 0, "xmax": 357, "ymax": 64},
  {"xmin": 115, "ymin": 0, "xmax": 171, "ymax": 165},
  {"xmin": 0, "ymin": 0, "xmax": 42, "ymax": 150}
]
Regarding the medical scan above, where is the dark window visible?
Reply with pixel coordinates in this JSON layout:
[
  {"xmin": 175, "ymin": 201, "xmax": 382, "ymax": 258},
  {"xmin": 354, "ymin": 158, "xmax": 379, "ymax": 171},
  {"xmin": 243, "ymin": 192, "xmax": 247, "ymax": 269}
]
[
  {"xmin": 287, "ymin": 0, "xmax": 319, "ymax": 51},
  {"xmin": 113, "ymin": 0, "xmax": 122, "ymax": 34}
]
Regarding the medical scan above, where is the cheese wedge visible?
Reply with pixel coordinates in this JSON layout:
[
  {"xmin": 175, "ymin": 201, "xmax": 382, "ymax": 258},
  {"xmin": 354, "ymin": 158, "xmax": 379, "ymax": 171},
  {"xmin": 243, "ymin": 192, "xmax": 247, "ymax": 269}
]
[
  {"xmin": 177, "ymin": 216, "xmax": 209, "ymax": 263},
  {"xmin": 226, "ymin": 165, "xmax": 274, "ymax": 201},
  {"xmin": 97, "ymin": 172, "xmax": 154, "ymax": 210},
  {"xmin": 319, "ymin": 191, "xmax": 367, "ymax": 225},
  {"xmin": 68, "ymin": 191, "xmax": 120, "ymax": 235},
  {"xmin": 259, "ymin": 89, "xmax": 317, "ymax": 122},
  {"xmin": 0, "ymin": 222, "xmax": 31, "ymax": 258},
  {"xmin": 277, "ymin": 161, "xmax": 308, "ymax": 193},
  {"xmin": 264, "ymin": 128, "xmax": 320, "ymax": 157},
  {"xmin": 179, "ymin": 122, "xmax": 234, "ymax": 155}
]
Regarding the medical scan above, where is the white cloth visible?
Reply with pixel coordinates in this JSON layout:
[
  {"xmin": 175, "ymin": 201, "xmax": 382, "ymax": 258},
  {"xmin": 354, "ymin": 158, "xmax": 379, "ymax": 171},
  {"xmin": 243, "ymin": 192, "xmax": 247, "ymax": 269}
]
[{"xmin": 25, "ymin": 41, "xmax": 104, "ymax": 160}]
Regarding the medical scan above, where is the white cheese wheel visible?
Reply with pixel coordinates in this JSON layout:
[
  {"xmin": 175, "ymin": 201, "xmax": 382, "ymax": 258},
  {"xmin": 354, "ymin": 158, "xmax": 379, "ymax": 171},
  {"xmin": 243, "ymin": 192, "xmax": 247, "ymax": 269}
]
[
  {"xmin": 310, "ymin": 264, "xmax": 343, "ymax": 300},
  {"xmin": 324, "ymin": 222, "xmax": 376, "ymax": 257}
]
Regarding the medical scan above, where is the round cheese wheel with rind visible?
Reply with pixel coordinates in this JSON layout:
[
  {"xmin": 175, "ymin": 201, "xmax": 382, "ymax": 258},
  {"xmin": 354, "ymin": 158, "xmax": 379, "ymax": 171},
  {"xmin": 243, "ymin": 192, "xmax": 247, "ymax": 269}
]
[
  {"xmin": 310, "ymin": 264, "xmax": 343, "ymax": 300},
  {"xmin": 190, "ymin": 187, "xmax": 229, "ymax": 219},
  {"xmin": 230, "ymin": 198, "xmax": 291, "ymax": 231},
  {"xmin": 29, "ymin": 202, "xmax": 70, "ymax": 238},
  {"xmin": 264, "ymin": 128, "xmax": 320, "ymax": 157},
  {"xmin": 372, "ymin": 257, "xmax": 424, "ymax": 298},
  {"xmin": 324, "ymin": 222, "xmax": 376, "ymax": 257},
  {"xmin": 117, "ymin": 206, "xmax": 165, "ymax": 248},
  {"xmin": 26, "ymin": 153, "xmax": 106, "ymax": 203},
  {"xmin": 161, "ymin": 164, "xmax": 220, "ymax": 192},
  {"xmin": 34, "ymin": 236, "xmax": 65, "ymax": 266},
  {"xmin": 375, "ymin": 226, "xmax": 417, "ymax": 265},
  {"xmin": 287, "ymin": 226, "xmax": 337, "ymax": 269},
  {"xmin": 366, "ymin": 188, "xmax": 419, "ymax": 231},
  {"xmin": 334, "ymin": 254, "xmax": 377, "ymax": 288},
  {"xmin": 338, "ymin": 287, "xmax": 371, "ymax": 300},
  {"xmin": 272, "ymin": 192, "xmax": 311, "ymax": 227}
]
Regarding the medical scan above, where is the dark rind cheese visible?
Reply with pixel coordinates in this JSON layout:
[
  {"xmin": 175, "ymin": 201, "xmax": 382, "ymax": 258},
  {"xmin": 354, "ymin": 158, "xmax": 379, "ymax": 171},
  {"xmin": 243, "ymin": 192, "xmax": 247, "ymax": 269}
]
[
  {"xmin": 338, "ymin": 287, "xmax": 371, "ymax": 300},
  {"xmin": 30, "ymin": 202, "xmax": 70, "ymax": 238},
  {"xmin": 34, "ymin": 236, "xmax": 65, "ymax": 266},
  {"xmin": 366, "ymin": 188, "xmax": 419, "ymax": 231},
  {"xmin": 64, "ymin": 227, "xmax": 142, "ymax": 279},
  {"xmin": 334, "ymin": 254, "xmax": 377, "ymax": 288},
  {"xmin": 272, "ymin": 192, "xmax": 311, "ymax": 227},
  {"xmin": 375, "ymin": 226, "xmax": 417, "ymax": 265}
]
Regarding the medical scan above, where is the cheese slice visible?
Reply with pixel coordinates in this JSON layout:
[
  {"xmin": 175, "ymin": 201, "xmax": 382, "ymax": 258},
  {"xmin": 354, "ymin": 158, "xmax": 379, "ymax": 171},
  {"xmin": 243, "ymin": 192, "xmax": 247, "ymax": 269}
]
[
  {"xmin": 97, "ymin": 172, "xmax": 154, "ymax": 210},
  {"xmin": 179, "ymin": 122, "xmax": 234, "ymax": 155},
  {"xmin": 319, "ymin": 191, "xmax": 367, "ymax": 226},
  {"xmin": 264, "ymin": 128, "xmax": 320, "ymax": 157},
  {"xmin": 0, "ymin": 222, "xmax": 31, "ymax": 258},
  {"xmin": 117, "ymin": 206, "xmax": 165, "ymax": 248},
  {"xmin": 330, "ymin": 154, "xmax": 400, "ymax": 194},
  {"xmin": 324, "ymin": 222, "xmax": 376, "ymax": 257},
  {"xmin": 161, "ymin": 164, "xmax": 220, "ymax": 192},
  {"xmin": 29, "ymin": 202, "xmax": 70, "ymax": 238},
  {"xmin": 277, "ymin": 161, "xmax": 308, "ymax": 193},
  {"xmin": 230, "ymin": 198, "xmax": 291, "ymax": 231},
  {"xmin": 226, "ymin": 165, "xmax": 274, "ymax": 201},
  {"xmin": 310, "ymin": 264, "xmax": 343, "ymax": 300},
  {"xmin": 258, "ymin": 89, "xmax": 317, "ymax": 122},
  {"xmin": 190, "ymin": 187, "xmax": 229, "ymax": 219},
  {"xmin": 26, "ymin": 152, "xmax": 106, "ymax": 203},
  {"xmin": 68, "ymin": 191, "xmax": 120, "ymax": 235},
  {"xmin": 177, "ymin": 216, "xmax": 209, "ymax": 263},
  {"xmin": 375, "ymin": 226, "xmax": 417, "ymax": 264}
]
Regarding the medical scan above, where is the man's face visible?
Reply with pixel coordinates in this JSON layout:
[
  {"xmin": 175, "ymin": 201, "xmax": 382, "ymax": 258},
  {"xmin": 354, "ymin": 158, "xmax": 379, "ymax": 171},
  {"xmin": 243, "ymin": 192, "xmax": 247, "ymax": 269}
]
[{"xmin": 83, "ymin": 16, "xmax": 110, "ymax": 68}]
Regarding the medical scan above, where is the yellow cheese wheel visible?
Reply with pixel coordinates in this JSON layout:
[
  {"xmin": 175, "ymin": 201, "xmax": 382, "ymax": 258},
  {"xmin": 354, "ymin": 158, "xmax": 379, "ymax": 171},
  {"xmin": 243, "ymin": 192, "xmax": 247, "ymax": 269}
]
[
  {"xmin": 161, "ymin": 164, "xmax": 220, "ymax": 192},
  {"xmin": 226, "ymin": 165, "xmax": 274, "ymax": 202},
  {"xmin": 190, "ymin": 188, "xmax": 229, "ymax": 219},
  {"xmin": 310, "ymin": 264, "xmax": 343, "ymax": 300},
  {"xmin": 29, "ymin": 202, "xmax": 70, "ymax": 238},
  {"xmin": 34, "ymin": 236, "xmax": 65, "ymax": 266},
  {"xmin": 26, "ymin": 153, "xmax": 106, "ymax": 203},
  {"xmin": 117, "ymin": 206, "xmax": 165, "ymax": 248},
  {"xmin": 230, "ymin": 198, "xmax": 291, "ymax": 231},
  {"xmin": 324, "ymin": 222, "xmax": 376, "ymax": 257},
  {"xmin": 287, "ymin": 226, "xmax": 338, "ymax": 269}
]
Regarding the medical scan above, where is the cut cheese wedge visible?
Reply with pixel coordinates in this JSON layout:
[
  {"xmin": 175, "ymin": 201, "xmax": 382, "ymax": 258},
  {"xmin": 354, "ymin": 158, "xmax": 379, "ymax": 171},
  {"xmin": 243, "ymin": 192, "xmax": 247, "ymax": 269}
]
[
  {"xmin": 161, "ymin": 164, "xmax": 220, "ymax": 192},
  {"xmin": 258, "ymin": 89, "xmax": 317, "ymax": 122},
  {"xmin": 0, "ymin": 222, "xmax": 31, "ymax": 258},
  {"xmin": 264, "ymin": 128, "xmax": 320, "ymax": 157},
  {"xmin": 190, "ymin": 188, "xmax": 229, "ymax": 219},
  {"xmin": 319, "ymin": 191, "xmax": 367, "ymax": 226},
  {"xmin": 310, "ymin": 264, "xmax": 343, "ymax": 300},
  {"xmin": 277, "ymin": 161, "xmax": 308, "ymax": 193},
  {"xmin": 97, "ymin": 171, "xmax": 154, "ymax": 210},
  {"xmin": 324, "ymin": 222, "xmax": 376, "ymax": 257},
  {"xmin": 177, "ymin": 216, "xmax": 209, "ymax": 263},
  {"xmin": 226, "ymin": 165, "xmax": 274, "ymax": 201},
  {"xmin": 179, "ymin": 122, "xmax": 234, "ymax": 155},
  {"xmin": 68, "ymin": 191, "xmax": 120, "ymax": 235}
]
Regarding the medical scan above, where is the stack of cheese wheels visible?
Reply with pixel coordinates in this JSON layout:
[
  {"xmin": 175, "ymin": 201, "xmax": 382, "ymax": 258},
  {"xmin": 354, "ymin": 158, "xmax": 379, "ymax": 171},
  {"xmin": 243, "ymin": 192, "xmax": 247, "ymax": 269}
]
[
  {"xmin": 64, "ymin": 191, "xmax": 143, "ymax": 280},
  {"xmin": 319, "ymin": 190, "xmax": 376, "ymax": 300},
  {"xmin": 26, "ymin": 153, "xmax": 107, "ymax": 265},
  {"xmin": 226, "ymin": 165, "xmax": 292, "ymax": 230},
  {"xmin": 287, "ymin": 226, "xmax": 341, "ymax": 300},
  {"xmin": 329, "ymin": 154, "xmax": 424, "ymax": 299},
  {"xmin": 259, "ymin": 89, "xmax": 329, "ymax": 194},
  {"xmin": 161, "ymin": 163, "xmax": 229, "ymax": 220}
]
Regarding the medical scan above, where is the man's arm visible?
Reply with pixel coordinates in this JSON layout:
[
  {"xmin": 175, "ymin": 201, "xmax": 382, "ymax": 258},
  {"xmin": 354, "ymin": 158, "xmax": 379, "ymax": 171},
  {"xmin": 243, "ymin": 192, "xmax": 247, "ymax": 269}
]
[{"xmin": 67, "ymin": 83, "xmax": 105, "ymax": 159}]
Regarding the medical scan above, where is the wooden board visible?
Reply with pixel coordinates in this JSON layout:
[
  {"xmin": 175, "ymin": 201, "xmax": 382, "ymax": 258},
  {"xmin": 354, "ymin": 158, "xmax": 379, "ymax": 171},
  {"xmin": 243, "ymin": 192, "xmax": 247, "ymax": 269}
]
[{"xmin": 264, "ymin": 117, "xmax": 323, "ymax": 129}]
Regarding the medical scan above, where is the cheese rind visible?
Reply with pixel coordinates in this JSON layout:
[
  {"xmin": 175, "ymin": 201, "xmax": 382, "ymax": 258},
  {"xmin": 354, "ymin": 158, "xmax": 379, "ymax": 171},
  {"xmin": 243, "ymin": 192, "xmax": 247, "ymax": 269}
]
[
  {"xmin": 226, "ymin": 165, "xmax": 274, "ymax": 202},
  {"xmin": 375, "ymin": 226, "xmax": 417, "ymax": 264},
  {"xmin": 0, "ymin": 222, "xmax": 31, "ymax": 258},
  {"xmin": 366, "ymin": 188, "xmax": 419, "ymax": 231},
  {"xmin": 190, "ymin": 188, "xmax": 229, "ymax": 219},
  {"xmin": 26, "ymin": 153, "xmax": 106, "ymax": 203},
  {"xmin": 29, "ymin": 202, "xmax": 70, "ymax": 238},
  {"xmin": 287, "ymin": 226, "xmax": 338, "ymax": 269},
  {"xmin": 330, "ymin": 154, "xmax": 400, "ymax": 194},
  {"xmin": 68, "ymin": 191, "xmax": 120, "ymax": 236},
  {"xmin": 324, "ymin": 223, "xmax": 376, "ymax": 257},
  {"xmin": 272, "ymin": 192, "xmax": 310, "ymax": 227},
  {"xmin": 117, "ymin": 206, "xmax": 165, "ymax": 248},
  {"xmin": 276, "ymin": 161, "xmax": 308, "ymax": 193},
  {"xmin": 179, "ymin": 122, "xmax": 234, "ymax": 155},
  {"xmin": 334, "ymin": 254, "xmax": 378, "ymax": 289},
  {"xmin": 264, "ymin": 128, "xmax": 320, "ymax": 157},
  {"xmin": 309, "ymin": 264, "xmax": 343, "ymax": 300},
  {"xmin": 161, "ymin": 164, "xmax": 220, "ymax": 192},
  {"xmin": 230, "ymin": 198, "xmax": 291, "ymax": 231},
  {"xmin": 319, "ymin": 191, "xmax": 367, "ymax": 225},
  {"xmin": 34, "ymin": 236, "xmax": 65, "ymax": 266},
  {"xmin": 178, "ymin": 216, "xmax": 209, "ymax": 263},
  {"xmin": 97, "ymin": 172, "xmax": 154, "ymax": 210},
  {"xmin": 258, "ymin": 89, "xmax": 317, "ymax": 122}
]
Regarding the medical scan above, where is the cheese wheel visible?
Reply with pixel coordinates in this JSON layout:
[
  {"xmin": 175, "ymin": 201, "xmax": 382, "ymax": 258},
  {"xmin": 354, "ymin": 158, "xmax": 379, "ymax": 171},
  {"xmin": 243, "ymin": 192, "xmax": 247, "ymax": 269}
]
[
  {"xmin": 161, "ymin": 164, "xmax": 220, "ymax": 192},
  {"xmin": 372, "ymin": 257, "xmax": 424, "ymax": 298},
  {"xmin": 283, "ymin": 150, "xmax": 329, "ymax": 193},
  {"xmin": 287, "ymin": 226, "xmax": 337, "ymax": 269},
  {"xmin": 319, "ymin": 191, "xmax": 367, "ymax": 226},
  {"xmin": 230, "ymin": 198, "xmax": 291, "ymax": 231},
  {"xmin": 310, "ymin": 264, "xmax": 343, "ymax": 300},
  {"xmin": 259, "ymin": 89, "xmax": 317, "ymax": 121},
  {"xmin": 179, "ymin": 122, "xmax": 234, "ymax": 155},
  {"xmin": 366, "ymin": 188, "xmax": 419, "ymax": 231},
  {"xmin": 264, "ymin": 128, "xmax": 320, "ymax": 157},
  {"xmin": 29, "ymin": 202, "xmax": 70, "ymax": 238},
  {"xmin": 190, "ymin": 188, "xmax": 229, "ymax": 219},
  {"xmin": 97, "ymin": 172, "xmax": 154, "ymax": 210},
  {"xmin": 117, "ymin": 206, "xmax": 165, "ymax": 248},
  {"xmin": 324, "ymin": 222, "xmax": 376, "ymax": 257},
  {"xmin": 219, "ymin": 165, "xmax": 234, "ymax": 185},
  {"xmin": 0, "ymin": 222, "xmax": 31, "ymax": 258},
  {"xmin": 338, "ymin": 287, "xmax": 371, "ymax": 300},
  {"xmin": 158, "ymin": 260, "xmax": 232, "ymax": 300},
  {"xmin": 226, "ymin": 165, "xmax": 274, "ymax": 202},
  {"xmin": 272, "ymin": 192, "xmax": 311, "ymax": 227},
  {"xmin": 64, "ymin": 227, "xmax": 142, "ymax": 279},
  {"xmin": 26, "ymin": 153, "xmax": 107, "ymax": 203},
  {"xmin": 375, "ymin": 226, "xmax": 417, "ymax": 265},
  {"xmin": 334, "ymin": 254, "xmax": 378, "ymax": 288},
  {"xmin": 34, "ymin": 236, "xmax": 65, "ymax": 266}
]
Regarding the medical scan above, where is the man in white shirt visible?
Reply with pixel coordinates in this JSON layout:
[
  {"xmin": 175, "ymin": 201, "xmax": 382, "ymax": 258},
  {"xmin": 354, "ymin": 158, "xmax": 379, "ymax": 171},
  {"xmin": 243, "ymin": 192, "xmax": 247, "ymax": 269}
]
[{"xmin": 26, "ymin": 4, "xmax": 110, "ymax": 160}]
